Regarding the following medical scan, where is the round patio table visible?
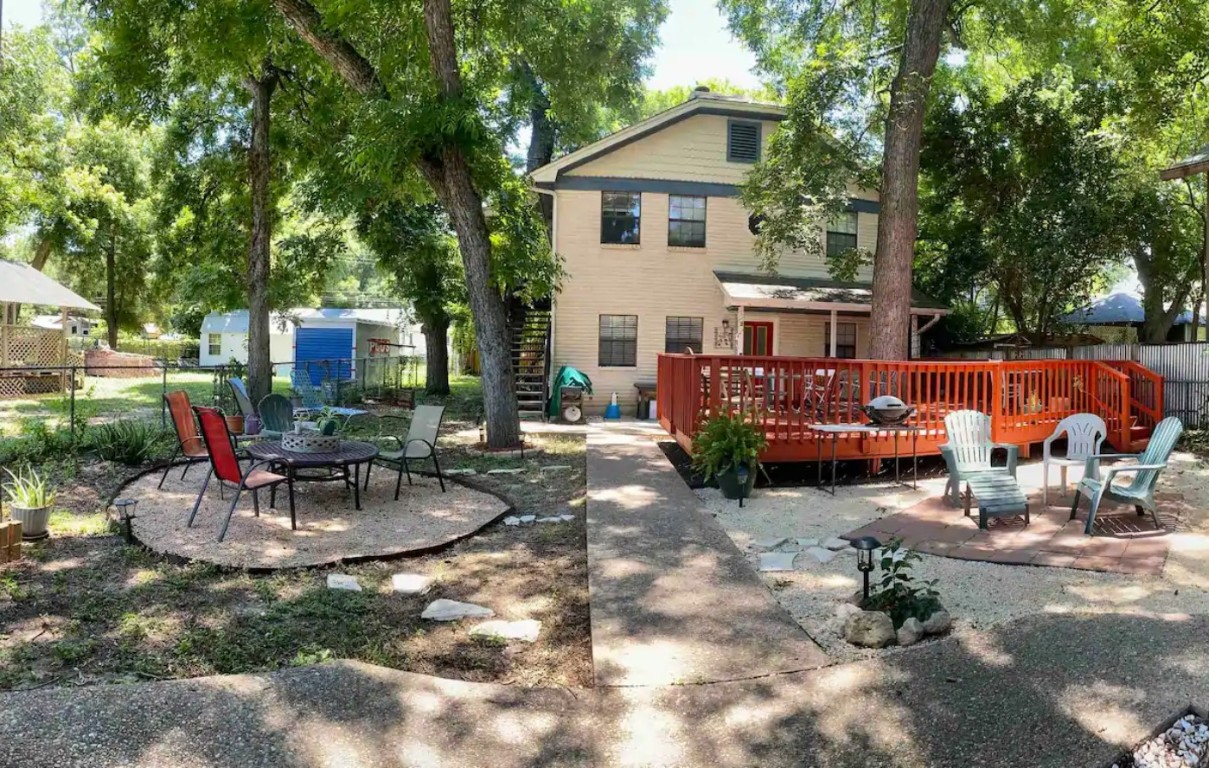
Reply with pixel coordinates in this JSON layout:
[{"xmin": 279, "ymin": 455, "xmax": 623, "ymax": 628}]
[{"xmin": 245, "ymin": 440, "xmax": 379, "ymax": 511}]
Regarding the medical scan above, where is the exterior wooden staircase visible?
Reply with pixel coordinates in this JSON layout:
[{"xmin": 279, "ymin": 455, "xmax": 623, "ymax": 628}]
[{"xmin": 510, "ymin": 301, "xmax": 552, "ymax": 421}]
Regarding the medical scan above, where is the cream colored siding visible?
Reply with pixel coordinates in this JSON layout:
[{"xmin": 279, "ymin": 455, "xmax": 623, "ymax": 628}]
[
  {"xmin": 552, "ymin": 189, "xmax": 876, "ymax": 413},
  {"xmin": 565, "ymin": 115, "xmax": 776, "ymax": 184}
]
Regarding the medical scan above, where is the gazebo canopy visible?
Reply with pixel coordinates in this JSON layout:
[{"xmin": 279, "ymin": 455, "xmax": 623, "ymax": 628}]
[
  {"xmin": 0, "ymin": 260, "xmax": 99, "ymax": 311},
  {"xmin": 1160, "ymin": 145, "xmax": 1209, "ymax": 181}
]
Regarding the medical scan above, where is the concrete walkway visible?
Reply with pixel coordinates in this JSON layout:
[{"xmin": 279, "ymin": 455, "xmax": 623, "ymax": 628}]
[{"xmin": 585, "ymin": 428, "xmax": 828, "ymax": 685}]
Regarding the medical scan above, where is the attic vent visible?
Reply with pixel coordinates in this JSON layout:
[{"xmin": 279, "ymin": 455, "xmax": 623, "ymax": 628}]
[{"xmin": 727, "ymin": 120, "xmax": 761, "ymax": 163}]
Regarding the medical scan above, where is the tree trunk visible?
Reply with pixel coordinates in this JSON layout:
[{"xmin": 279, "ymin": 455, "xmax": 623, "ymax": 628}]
[
  {"xmin": 106, "ymin": 224, "xmax": 118, "ymax": 350},
  {"xmin": 1136, "ymin": 250, "xmax": 1189, "ymax": 343},
  {"xmin": 868, "ymin": 0, "xmax": 951, "ymax": 359},
  {"xmin": 422, "ymin": 319, "xmax": 450, "ymax": 395},
  {"xmin": 521, "ymin": 62, "xmax": 555, "ymax": 233},
  {"xmin": 271, "ymin": 0, "xmax": 522, "ymax": 448},
  {"xmin": 418, "ymin": 0, "xmax": 519, "ymax": 447},
  {"xmin": 244, "ymin": 65, "xmax": 279, "ymax": 405}
]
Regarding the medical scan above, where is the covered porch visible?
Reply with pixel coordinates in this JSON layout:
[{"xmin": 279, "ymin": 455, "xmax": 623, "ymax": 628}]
[{"xmin": 656, "ymin": 353, "xmax": 1163, "ymax": 463}]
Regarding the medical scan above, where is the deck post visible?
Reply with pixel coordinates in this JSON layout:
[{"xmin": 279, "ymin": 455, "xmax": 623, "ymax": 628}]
[
  {"xmin": 829, "ymin": 310, "xmax": 838, "ymax": 357},
  {"xmin": 709, "ymin": 356, "xmax": 721, "ymax": 412},
  {"xmin": 990, "ymin": 361, "xmax": 1004, "ymax": 443},
  {"xmin": 734, "ymin": 306, "xmax": 744, "ymax": 354}
]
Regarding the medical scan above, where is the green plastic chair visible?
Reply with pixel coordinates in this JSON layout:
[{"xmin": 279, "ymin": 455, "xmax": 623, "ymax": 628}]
[
  {"xmin": 258, "ymin": 393, "xmax": 294, "ymax": 439},
  {"xmin": 1071, "ymin": 416, "xmax": 1183, "ymax": 535},
  {"xmin": 938, "ymin": 410, "xmax": 1019, "ymax": 506}
]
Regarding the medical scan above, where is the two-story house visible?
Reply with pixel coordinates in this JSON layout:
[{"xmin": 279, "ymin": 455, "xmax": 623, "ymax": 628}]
[{"xmin": 531, "ymin": 89, "xmax": 947, "ymax": 414}]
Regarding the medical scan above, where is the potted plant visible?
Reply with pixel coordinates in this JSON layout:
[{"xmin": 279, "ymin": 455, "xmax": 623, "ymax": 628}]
[
  {"xmin": 691, "ymin": 410, "xmax": 767, "ymax": 500},
  {"xmin": 225, "ymin": 412, "xmax": 245, "ymax": 435},
  {"xmin": 315, "ymin": 407, "xmax": 343, "ymax": 437},
  {"xmin": 4, "ymin": 467, "xmax": 55, "ymax": 540}
]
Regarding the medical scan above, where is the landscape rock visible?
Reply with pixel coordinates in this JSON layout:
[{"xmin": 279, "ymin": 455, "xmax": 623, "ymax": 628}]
[
  {"xmin": 503, "ymin": 516, "xmax": 521, "ymax": 526},
  {"xmin": 823, "ymin": 537, "xmax": 850, "ymax": 551},
  {"xmin": 757, "ymin": 552, "xmax": 797, "ymax": 572},
  {"xmin": 326, "ymin": 574, "xmax": 362, "ymax": 592},
  {"xmin": 486, "ymin": 468, "xmax": 525, "ymax": 475},
  {"xmin": 390, "ymin": 574, "xmax": 433, "ymax": 595},
  {"xmin": 922, "ymin": 610, "xmax": 953, "ymax": 636},
  {"xmin": 834, "ymin": 603, "xmax": 861, "ymax": 621},
  {"xmin": 443, "ymin": 468, "xmax": 477, "ymax": 476},
  {"xmin": 843, "ymin": 610, "xmax": 897, "ymax": 648},
  {"xmin": 795, "ymin": 537, "xmax": 820, "ymax": 548},
  {"xmin": 518, "ymin": 515, "xmax": 537, "ymax": 524},
  {"xmin": 421, "ymin": 599, "xmax": 495, "ymax": 622},
  {"xmin": 804, "ymin": 546, "xmax": 838, "ymax": 564},
  {"xmin": 468, "ymin": 619, "xmax": 542, "ymax": 643},
  {"xmin": 751, "ymin": 537, "xmax": 787, "ymax": 551},
  {"xmin": 897, "ymin": 617, "xmax": 924, "ymax": 647},
  {"xmin": 558, "ymin": 514, "xmax": 575, "ymax": 522},
  {"xmin": 536, "ymin": 516, "xmax": 566, "ymax": 524}
]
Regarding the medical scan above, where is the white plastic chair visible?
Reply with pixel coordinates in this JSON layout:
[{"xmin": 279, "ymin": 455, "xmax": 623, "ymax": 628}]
[{"xmin": 1041, "ymin": 414, "xmax": 1106, "ymax": 507}]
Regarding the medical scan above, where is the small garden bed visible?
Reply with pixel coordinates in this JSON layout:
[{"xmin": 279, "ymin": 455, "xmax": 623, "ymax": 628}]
[{"xmin": 1115, "ymin": 711, "xmax": 1209, "ymax": 768}]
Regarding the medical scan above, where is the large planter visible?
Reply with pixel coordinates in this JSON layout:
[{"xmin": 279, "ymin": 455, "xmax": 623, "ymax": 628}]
[
  {"xmin": 716, "ymin": 463, "xmax": 757, "ymax": 500},
  {"xmin": 225, "ymin": 414, "xmax": 245, "ymax": 435},
  {"xmin": 10, "ymin": 505, "xmax": 51, "ymax": 540}
]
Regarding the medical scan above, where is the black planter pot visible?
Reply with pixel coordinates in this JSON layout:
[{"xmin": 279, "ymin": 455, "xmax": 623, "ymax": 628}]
[{"xmin": 716, "ymin": 463, "xmax": 757, "ymax": 500}]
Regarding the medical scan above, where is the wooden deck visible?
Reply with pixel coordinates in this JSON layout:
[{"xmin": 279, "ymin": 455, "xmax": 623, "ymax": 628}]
[{"xmin": 655, "ymin": 354, "xmax": 1163, "ymax": 463}]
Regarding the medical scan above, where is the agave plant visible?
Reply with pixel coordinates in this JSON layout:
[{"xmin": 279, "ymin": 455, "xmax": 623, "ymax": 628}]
[{"xmin": 3, "ymin": 467, "xmax": 56, "ymax": 509}]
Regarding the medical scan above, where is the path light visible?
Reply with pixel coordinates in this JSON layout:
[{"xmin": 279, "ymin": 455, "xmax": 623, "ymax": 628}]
[
  {"xmin": 852, "ymin": 536, "xmax": 881, "ymax": 602},
  {"xmin": 113, "ymin": 498, "xmax": 139, "ymax": 545},
  {"xmin": 736, "ymin": 465, "xmax": 749, "ymax": 508}
]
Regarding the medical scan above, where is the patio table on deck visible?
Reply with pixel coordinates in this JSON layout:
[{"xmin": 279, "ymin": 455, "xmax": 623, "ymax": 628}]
[
  {"xmin": 809, "ymin": 423, "xmax": 920, "ymax": 495},
  {"xmin": 245, "ymin": 440, "xmax": 379, "ymax": 511}
]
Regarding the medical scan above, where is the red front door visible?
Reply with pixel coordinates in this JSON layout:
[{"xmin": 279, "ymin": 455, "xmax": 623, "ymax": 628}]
[{"xmin": 743, "ymin": 321, "xmax": 774, "ymax": 356}]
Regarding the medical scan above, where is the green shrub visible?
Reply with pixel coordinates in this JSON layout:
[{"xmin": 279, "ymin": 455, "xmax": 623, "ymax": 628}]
[
  {"xmin": 86, "ymin": 420, "xmax": 168, "ymax": 465},
  {"xmin": 690, "ymin": 410, "xmax": 767, "ymax": 482},
  {"xmin": 861, "ymin": 539, "xmax": 942, "ymax": 628},
  {"xmin": 0, "ymin": 420, "xmax": 80, "ymax": 465}
]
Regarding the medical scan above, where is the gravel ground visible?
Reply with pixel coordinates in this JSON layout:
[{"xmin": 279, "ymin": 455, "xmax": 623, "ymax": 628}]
[
  {"xmin": 129, "ymin": 470, "xmax": 510, "ymax": 568},
  {"xmin": 700, "ymin": 451, "xmax": 1209, "ymax": 663}
]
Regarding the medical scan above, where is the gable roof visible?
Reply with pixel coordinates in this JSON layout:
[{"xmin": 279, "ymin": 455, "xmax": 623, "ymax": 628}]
[
  {"xmin": 201, "ymin": 307, "xmax": 408, "ymax": 335},
  {"xmin": 1059, "ymin": 291, "xmax": 1199, "ymax": 326},
  {"xmin": 530, "ymin": 91, "xmax": 785, "ymax": 186}
]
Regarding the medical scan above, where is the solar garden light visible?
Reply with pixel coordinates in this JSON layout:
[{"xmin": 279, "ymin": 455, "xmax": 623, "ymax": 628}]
[
  {"xmin": 113, "ymin": 498, "xmax": 139, "ymax": 544},
  {"xmin": 736, "ymin": 465, "xmax": 749, "ymax": 508},
  {"xmin": 852, "ymin": 536, "xmax": 881, "ymax": 602}
]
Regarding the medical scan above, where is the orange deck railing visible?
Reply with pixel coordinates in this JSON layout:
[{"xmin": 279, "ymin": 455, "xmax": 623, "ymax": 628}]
[{"xmin": 655, "ymin": 354, "xmax": 1160, "ymax": 463}]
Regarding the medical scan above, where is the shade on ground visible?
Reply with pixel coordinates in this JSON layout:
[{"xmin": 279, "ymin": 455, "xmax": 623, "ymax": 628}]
[
  {"xmin": 843, "ymin": 487, "xmax": 1188, "ymax": 576},
  {"xmin": 585, "ymin": 430, "xmax": 828, "ymax": 685},
  {"xmin": 127, "ymin": 468, "xmax": 509, "ymax": 568}
]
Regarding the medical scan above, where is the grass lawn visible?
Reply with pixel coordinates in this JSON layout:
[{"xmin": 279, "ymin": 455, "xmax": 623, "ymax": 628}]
[{"xmin": 0, "ymin": 376, "xmax": 591, "ymax": 690}]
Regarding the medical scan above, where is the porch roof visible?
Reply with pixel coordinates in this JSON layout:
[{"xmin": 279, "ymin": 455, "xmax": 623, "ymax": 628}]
[{"xmin": 714, "ymin": 271, "xmax": 947, "ymax": 314}]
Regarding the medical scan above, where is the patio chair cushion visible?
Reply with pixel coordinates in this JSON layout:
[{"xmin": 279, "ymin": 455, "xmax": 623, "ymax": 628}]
[{"xmin": 245, "ymin": 468, "xmax": 288, "ymax": 490}]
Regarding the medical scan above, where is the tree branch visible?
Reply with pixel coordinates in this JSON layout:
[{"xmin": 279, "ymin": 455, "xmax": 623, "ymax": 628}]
[{"xmin": 270, "ymin": 0, "xmax": 388, "ymax": 99}]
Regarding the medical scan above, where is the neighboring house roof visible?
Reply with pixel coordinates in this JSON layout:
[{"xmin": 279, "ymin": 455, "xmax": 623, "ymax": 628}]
[
  {"xmin": 530, "ymin": 91, "xmax": 785, "ymax": 186},
  {"xmin": 200, "ymin": 307, "xmax": 408, "ymax": 335},
  {"xmin": 1059, "ymin": 292, "xmax": 1198, "ymax": 327},
  {"xmin": 0, "ymin": 260, "xmax": 99, "ymax": 311},
  {"xmin": 714, "ymin": 271, "xmax": 948, "ymax": 313}
]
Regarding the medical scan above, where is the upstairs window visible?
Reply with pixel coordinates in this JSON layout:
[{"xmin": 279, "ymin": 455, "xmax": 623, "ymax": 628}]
[
  {"xmin": 668, "ymin": 195, "xmax": 707, "ymax": 248},
  {"xmin": 601, "ymin": 192, "xmax": 641, "ymax": 245},
  {"xmin": 664, "ymin": 316, "xmax": 703, "ymax": 354},
  {"xmin": 826, "ymin": 212, "xmax": 858, "ymax": 258},
  {"xmin": 599, "ymin": 315, "xmax": 638, "ymax": 367},
  {"xmin": 825, "ymin": 322, "xmax": 858, "ymax": 359},
  {"xmin": 727, "ymin": 120, "xmax": 761, "ymax": 163}
]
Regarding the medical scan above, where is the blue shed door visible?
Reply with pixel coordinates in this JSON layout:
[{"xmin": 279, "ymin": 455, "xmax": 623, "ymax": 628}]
[{"xmin": 295, "ymin": 327, "xmax": 354, "ymax": 385}]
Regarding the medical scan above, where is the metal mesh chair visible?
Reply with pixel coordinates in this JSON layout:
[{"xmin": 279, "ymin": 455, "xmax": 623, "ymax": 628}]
[
  {"xmin": 363, "ymin": 405, "xmax": 447, "ymax": 500},
  {"xmin": 160, "ymin": 390, "xmax": 209, "ymax": 489}
]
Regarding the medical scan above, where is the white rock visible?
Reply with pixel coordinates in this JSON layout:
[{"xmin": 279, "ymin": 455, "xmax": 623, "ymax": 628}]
[
  {"xmin": 805, "ymin": 546, "xmax": 839, "ymax": 564},
  {"xmin": 751, "ymin": 537, "xmax": 787, "ymax": 551},
  {"xmin": 469, "ymin": 619, "xmax": 541, "ymax": 643},
  {"xmin": 391, "ymin": 574, "xmax": 433, "ymax": 595},
  {"xmin": 326, "ymin": 574, "xmax": 362, "ymax": 592},
  {"xmin": 536, "ymin": 516, "xmax": 565, "ymax": 524},
  {"xmin": 421, "ymin": 599, "xmax": 495, "ymax": 621},
  {"xmin": 823, "ymin": 537, "xmax": 850, "ymax": 551},
  {"xmin": 486, "ymin": 468, "xmax": 525, "ymax": 475},
  {"xmin": 444, "ymin": 468, "xmax": 477, "ymax": 476},
  {"xmin": 795, "ymin": 537, "xmax": 820, "ymax": 548},
  {"xmin": 559, "ymin": 514, "xmax": 575, "ymax": 522},
  {"xmin": 503, "ymin": 516, "xmax": 521, "ymax": 526},
  {"xmin": 757, "ymin": 552, "xmax": 797, "ymax": 572},
  {"xmin": 835, "ymin": 603, "xmax": 861, "ymax": 621},
  {"xmin": 922, "ymin": 610, "xmax": 952, "ymax": 635},
  {"xmin": 518, "ymin": 515, "xmax": 537, "ymax": 524},
  {"xmin": 540, "ymin": 465, "xmax": 572, "ymax": 472},
  {"xmin": 897, "ymin": 617, "xmax": 924, "ymax": 646}
]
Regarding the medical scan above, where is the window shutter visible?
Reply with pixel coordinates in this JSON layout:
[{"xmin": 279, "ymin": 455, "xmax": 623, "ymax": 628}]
[{"xmin": 727, "ymin": 120, "xmax": 761, "ymax": 163}]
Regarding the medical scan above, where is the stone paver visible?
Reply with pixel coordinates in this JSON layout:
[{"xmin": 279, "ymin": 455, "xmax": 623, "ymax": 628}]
[
  {"xmin": 586, "ymin": 430, "xmax": 828, "ymax": 685},
  {"xmin": 844, "ymin": 487, "xmax": 1189, "ymax": 576}
]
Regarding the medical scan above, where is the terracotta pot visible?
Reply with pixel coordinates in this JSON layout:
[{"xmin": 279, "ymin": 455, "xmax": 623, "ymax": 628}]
[
  {"xmin": 10, "ymin": 505, "xmax": 51, "ymax": 540},
  {"xmin": 225, "ymin": 414, "xmax": 245, "ymax": 434}
]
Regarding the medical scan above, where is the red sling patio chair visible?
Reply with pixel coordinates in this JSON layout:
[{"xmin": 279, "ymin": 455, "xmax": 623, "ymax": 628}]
[
  {"xmin": 189, "ymin": 406, "xmax": 294, "ymax": 542},
  {"xmin": 160, "ymin": 390, "xmax": 210, "ymax": 489}
]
